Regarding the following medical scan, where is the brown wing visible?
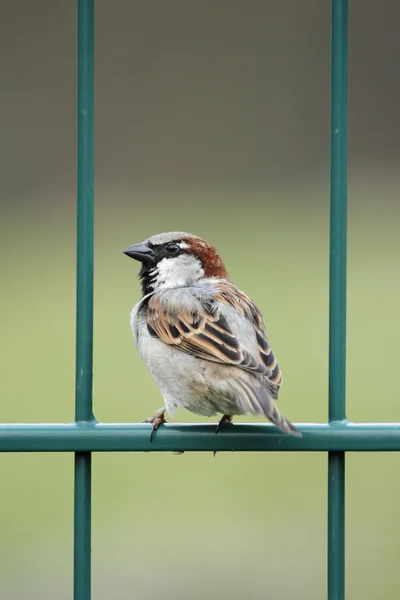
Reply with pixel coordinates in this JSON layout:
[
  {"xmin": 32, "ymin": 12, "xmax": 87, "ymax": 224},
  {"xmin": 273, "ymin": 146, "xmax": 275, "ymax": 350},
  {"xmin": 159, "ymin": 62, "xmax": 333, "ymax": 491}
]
[
  {"xmin": 214, "ymin": 281, "xmax": 283, "ymax": 396},
  {"xmin": 146, "ymin": 291, "xmax": 273, "ymax": 378}
]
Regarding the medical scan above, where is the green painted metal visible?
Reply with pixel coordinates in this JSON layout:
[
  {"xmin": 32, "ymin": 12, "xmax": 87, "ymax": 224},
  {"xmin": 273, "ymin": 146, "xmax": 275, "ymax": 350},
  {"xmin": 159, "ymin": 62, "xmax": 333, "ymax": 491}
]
[
  {"xmin": 74, "ymin": 452, "xmax": 92, "ymax": 600},
  {"xmin": 74, "ymin": 1, "xmax": 94, "ymax": 599},
  {"xmin": 329, "ymin": 1, "xmax": 348, "ymax": 424},
  {"xmin": 328, "ymin": 453, "xmax": 345, "ymax": 599},
  {"xmin": 328, "ymin": 0, "xmax": 348, "ymax": 598},
  {"xmin": 1, "ymin": 422, "xmax": 400, "ymax": 452},
  {"xmin": 75, "ymin": 0, "xmax": 95, "ymax": 425}
]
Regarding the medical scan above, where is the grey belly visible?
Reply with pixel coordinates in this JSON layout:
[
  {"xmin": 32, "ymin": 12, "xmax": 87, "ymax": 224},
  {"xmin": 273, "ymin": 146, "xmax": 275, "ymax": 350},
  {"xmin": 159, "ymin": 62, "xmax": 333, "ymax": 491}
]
[{"xmin": 137, "ymin": 326, "xmax": 240, "ymax": 417}]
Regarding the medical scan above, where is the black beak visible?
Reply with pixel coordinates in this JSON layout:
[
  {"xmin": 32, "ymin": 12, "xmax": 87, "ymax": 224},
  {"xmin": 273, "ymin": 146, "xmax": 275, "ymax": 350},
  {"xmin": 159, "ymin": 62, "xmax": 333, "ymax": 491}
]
[{"xmin": 123, "ymin": 241, "xmax": 155, "ymax": 263}]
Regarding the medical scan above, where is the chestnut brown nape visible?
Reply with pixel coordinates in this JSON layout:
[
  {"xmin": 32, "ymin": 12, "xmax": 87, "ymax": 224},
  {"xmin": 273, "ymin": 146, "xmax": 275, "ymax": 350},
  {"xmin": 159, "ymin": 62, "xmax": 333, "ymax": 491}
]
[{"xmin": 183, "ymin": 236, "xmax": 229, "ymax": 279}]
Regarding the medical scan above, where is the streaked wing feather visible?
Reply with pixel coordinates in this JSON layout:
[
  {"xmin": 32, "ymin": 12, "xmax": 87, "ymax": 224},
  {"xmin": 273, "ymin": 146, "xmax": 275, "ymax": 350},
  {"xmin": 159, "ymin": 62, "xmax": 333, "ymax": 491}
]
[
  {"xmin": 146, "ymin": 293, "xmax": 273, "ymax": 377},
  {"xmin": 215, "ymin": 281, "xmax": 283, "ymax": 397}
]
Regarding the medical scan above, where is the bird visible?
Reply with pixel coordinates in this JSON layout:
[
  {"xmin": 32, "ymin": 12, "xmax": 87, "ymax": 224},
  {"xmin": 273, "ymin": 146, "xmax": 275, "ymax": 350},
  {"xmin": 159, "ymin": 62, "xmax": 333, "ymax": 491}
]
[{"xmin": 123, "ymin": 231, "xmax": 300, "ymax": 445}]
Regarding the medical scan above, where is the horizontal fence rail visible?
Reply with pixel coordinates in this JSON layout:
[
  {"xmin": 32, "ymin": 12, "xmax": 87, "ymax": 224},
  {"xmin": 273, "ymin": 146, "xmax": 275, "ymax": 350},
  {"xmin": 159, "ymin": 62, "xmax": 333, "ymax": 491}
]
[{"xmin": 1, "ymin": 422, "xmax": 400, "ymax": 452}]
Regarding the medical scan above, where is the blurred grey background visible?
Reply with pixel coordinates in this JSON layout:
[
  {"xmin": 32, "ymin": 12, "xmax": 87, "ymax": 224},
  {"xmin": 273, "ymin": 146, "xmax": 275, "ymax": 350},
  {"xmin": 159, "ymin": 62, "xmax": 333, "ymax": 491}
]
[{"xmin": 1, "ymin": 1, "xmax": 399, "ymax": 599}]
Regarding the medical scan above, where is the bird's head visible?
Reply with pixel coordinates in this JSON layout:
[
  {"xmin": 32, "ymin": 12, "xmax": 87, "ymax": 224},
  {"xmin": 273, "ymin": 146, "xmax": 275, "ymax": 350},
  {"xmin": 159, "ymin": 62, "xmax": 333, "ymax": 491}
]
[{"xmin": 123, "ymin": 231, "xmax": 229, "ymax": 296}]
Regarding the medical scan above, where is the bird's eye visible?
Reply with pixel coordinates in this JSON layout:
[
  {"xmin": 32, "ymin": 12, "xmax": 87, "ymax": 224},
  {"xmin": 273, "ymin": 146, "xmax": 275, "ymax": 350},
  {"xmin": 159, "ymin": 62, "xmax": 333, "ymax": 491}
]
[{"xmin": 165, "ymin": 242, "xmax": 179, "ymax": 255}]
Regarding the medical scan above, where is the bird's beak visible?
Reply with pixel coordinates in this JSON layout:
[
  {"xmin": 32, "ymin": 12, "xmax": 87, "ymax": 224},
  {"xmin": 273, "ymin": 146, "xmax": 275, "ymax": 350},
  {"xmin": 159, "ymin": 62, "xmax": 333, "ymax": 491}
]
[{"xmin": 123, "ymin": 241, "xmax": 155, "ymax": 263}]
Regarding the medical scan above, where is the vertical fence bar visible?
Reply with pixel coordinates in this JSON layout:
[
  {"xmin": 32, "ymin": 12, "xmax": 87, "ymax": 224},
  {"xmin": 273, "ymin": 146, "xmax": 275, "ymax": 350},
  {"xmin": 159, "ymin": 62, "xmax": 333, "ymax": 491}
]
[
  {"xmin": 328, "ymin": 1, "xmax": 348, "ymax": 599},
  {"xmin": 74, "ymin": 1, "xmax": 94, "ymax": 599}
]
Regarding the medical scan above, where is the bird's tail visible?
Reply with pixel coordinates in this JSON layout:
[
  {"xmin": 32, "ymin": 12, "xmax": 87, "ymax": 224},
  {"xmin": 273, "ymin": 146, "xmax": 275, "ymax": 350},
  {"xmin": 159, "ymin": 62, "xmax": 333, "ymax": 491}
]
[{"xmin": 232, "ymin": 379, "xmax": 301, "ymax": 437}]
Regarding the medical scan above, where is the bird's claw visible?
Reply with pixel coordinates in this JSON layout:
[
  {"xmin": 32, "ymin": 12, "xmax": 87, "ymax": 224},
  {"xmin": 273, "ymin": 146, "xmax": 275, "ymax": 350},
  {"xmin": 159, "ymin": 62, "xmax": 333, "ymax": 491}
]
[
  {"xmin": 213, "ymin": 414, "xmax": 233, "ymax": 456},
  {"xmin": 215, "ymin": 414, "xmax": 233, "ymax": 434},
  {"xmin": 141, "ymin": 409, "xmax": 183, "ymax": 454},
  {"xmin": 141, "ymin": 409, "xmax": 167, "ymax": 442}
]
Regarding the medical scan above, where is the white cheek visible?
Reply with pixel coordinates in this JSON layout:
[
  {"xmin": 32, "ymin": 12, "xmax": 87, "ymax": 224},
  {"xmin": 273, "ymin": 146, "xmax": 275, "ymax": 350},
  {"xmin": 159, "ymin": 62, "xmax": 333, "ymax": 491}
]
[
  {"xmin": 157, "ymin": 258, "xmax": 184, "ymax": 288},
  {"xmin": 154, "ymin": 256, "xmax": 204, "ymax": 290}
]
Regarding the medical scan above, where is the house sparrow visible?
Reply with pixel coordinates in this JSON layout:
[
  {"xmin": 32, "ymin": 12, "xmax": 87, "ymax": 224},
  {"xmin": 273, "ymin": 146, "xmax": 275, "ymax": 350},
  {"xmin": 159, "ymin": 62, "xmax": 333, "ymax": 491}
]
[{"xmin": 124, "ymin": 232, "xmax": 300, "ymax": 444}]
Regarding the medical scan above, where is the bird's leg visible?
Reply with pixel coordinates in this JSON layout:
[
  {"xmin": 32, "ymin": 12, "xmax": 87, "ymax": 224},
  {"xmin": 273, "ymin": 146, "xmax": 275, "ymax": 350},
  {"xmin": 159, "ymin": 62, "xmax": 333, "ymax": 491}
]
[
  {"xmin": 213, "ymin": 414, "xmax": 233, "ymax": 457},
  {"xmin": 215, "ymin": 414, "xmax": 233, "ymax": 434},
  {"xmin": 141, "ymin": 407, "xmax": 167, "ymax": 441}
]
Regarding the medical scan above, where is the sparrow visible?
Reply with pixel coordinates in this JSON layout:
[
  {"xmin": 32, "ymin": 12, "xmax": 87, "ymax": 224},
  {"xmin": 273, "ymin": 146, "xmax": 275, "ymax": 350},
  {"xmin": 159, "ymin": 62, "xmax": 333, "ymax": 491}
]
[{"xmin": 123, "ymin": 232, "xmax": 300, "ymax": 444}]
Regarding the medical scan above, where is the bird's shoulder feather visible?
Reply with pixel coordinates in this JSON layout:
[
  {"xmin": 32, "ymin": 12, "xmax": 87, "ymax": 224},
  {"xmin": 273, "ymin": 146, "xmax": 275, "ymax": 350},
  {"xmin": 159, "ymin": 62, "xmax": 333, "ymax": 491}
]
[{"xmin": 144, "ymin": 281, "xmax": 282, "ymax": 395}]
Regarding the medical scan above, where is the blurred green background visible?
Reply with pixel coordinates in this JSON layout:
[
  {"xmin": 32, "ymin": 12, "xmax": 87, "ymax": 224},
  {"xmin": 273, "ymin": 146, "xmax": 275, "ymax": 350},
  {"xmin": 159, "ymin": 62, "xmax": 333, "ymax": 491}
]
[{"xmin": 1, "ymin": 1, "xmax": 400, "ymax": 599}]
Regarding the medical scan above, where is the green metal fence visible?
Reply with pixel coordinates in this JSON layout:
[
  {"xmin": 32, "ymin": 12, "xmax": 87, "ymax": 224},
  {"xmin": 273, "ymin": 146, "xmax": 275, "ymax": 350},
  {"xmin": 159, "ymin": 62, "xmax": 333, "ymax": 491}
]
[{"xmin": 1, "ymin": 1, "xmax": 399, "ymax": 599}]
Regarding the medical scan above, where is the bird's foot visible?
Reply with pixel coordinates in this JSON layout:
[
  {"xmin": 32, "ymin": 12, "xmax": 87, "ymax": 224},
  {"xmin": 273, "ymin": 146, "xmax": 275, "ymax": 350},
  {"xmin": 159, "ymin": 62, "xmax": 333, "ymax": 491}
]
[
  {"xmin": 141, "ymin": 408, "xmax": 167, "ymax": 442},
  {"xmin": 215, "ymin": 414, "xmax": 233, "ymax": 434},
  {"xmin": 213, "ymin": 414, "xmax": 233, "ymax": 457}
]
